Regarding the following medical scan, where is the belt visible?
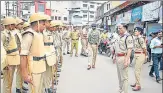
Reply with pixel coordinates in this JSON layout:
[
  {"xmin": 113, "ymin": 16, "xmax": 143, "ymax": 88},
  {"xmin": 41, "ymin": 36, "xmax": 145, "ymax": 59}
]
[
  {"xmin": 72, "ymin": 39, "xmax": 79, "ymax": 40},
  {"xmin": 44, "ymin": 42, "xmax": 54, "ymax": 46},
  {"xmin": 116, "ymin": 53, "xmax": 126, "ymax": 57},
  {"xmin": 6, "ymin": 48, "xmax": 18, "ymax": 54},
  {"xmin": 33, "ymin": 55, "xmax": 45, "ymax": 61},
  {"xmin": 135, "ymin": 52, "xmax": 145, "ymax": 54}
]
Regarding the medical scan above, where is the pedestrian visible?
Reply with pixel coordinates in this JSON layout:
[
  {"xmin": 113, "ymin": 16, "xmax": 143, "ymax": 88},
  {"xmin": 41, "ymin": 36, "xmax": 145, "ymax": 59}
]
[
  {"xmin": 80, "ymin": 25, "xmax": 89, "ymax": 56},
  {"xmin": 130, "ymin": 27, "xmax": 147, "ymax": 91},
  {"xmin": 62, "ymin": 26, "xmax": 71, "ymax": 55},
  {"xmin": 70, "ymin": 26, "xmax": 80, "ymax": 57},
  {"xmin": 20, "ymin": 13, "xmax": 47, "ymax": 93},
  {"xmin": 149, "ymin": 31, "xmax": 163, "ymax": 83},
  {"xmin": 147, "ymin": 32, "xmax": 157, "ymax": 63},
  {"xmin": 42, "ymin": 15, "xmax": 57, "ymax": 92},
  {"xmin": 1, "ymin": 17, "xmax": 22, "ymax": 93},
  {"xmin": 87, "ymin": 23, "xmax": 100, "ymax": 70},
  {"xmin": 114, "ymin": 23, "xmax": 134, "ymax": 93}
]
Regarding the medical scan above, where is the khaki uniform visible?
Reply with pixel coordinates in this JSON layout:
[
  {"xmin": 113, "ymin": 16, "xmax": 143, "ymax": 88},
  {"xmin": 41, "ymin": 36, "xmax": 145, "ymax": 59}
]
[
  {"xmin": 70, "ymin": 31, "xmax": 80, "ymax": 56},
  {"xmin": 1, "ymin": 40, "xmax": 7, "ymax": 71},
  {"xmin": 2, "ymin": 29, "xmax": 22, "ymax": 93},
  {"xmin": 42, "ymin": 30, "xmax": 57, "ymax": 90},
  {"xmin": 20, "ymin": 28, "xmax": 46, "ymax": 93},
  {"xmin": 88, "ymin": 30, "xmax": 100, "ymax": 66},
  {"xmin": 114, "ymin": 32, "xmax": 133, "ymax": 93},
  {"xmin": 133, "ymin": 36, "xmax": 146, "ymax": 86},
  {"xmin": 81, "ymin": 28, "xmax": 88, "ymax": 55},
  {"xmin": 62, "ymin": 30, "xmax": 71, "ymax": 54}
]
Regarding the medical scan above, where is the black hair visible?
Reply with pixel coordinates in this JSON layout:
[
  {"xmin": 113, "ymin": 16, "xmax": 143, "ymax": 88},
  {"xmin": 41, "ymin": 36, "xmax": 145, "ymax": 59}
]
[{"xmin": 122, "ymin": 24, "xmax": 128, "ymax": 30}]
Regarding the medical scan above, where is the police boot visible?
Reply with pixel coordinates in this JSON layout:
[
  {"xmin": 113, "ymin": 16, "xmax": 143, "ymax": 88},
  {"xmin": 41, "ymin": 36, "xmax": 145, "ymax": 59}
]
[
  {"xmin": 54, "ymin": 80, "xmax": 59, "ymax": 85},
  {"xmin": 57, "ymin": 68, "xmax": 61, "ymax": 72},
  {"xmin": 63, "ymin": 53, "xmax": 66, "ymax": 55},
  {"xmin": 57, "ymin": 73, "xmax": 60, "ymax": 77},
  {"xmin": 1, "ymin": 72, "xmax": 3, "ymax": 79},
  {"xmin": 16, "ymin": 88, "xmax": 21, "ymax": 93},
  {"xmin": 22, "ymin": 82, "xmax": 29, "ymax": 93}
]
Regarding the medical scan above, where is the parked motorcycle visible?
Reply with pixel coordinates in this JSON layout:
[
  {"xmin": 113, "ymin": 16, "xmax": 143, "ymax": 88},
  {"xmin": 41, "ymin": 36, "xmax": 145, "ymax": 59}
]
[{"xmin": 98, "ymin": 39, "xmax": 111, "ymax": 57}]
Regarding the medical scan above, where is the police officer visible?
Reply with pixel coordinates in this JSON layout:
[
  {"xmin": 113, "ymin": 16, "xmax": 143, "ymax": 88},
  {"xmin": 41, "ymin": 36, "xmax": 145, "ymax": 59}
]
[
  {"xmin": 87, "ymin": 24, "xmax": 100, "ymax": 70},
  {"xmin": 130, "ymin": 27, "xmax": 147, "ymax": 91},
  {"xmin": 62, "ymin": 26, "xmax": 71, "ymax": 55},
  {"xmin": 1, "ymin": 17, "xmax": 22, "ymax": 93},
  {"xmin": 81, "ymin": 25, "xmax": 89, "ymax": 56},
  {"xmin": 114, "ymin": 24, "xmax": 133, "ymax": 93},
  {"xmin": 15, "ymin": 17, "xmax": 24, "ymax": 33},
  {"xmin": 20, "ymin": 13, "xmax": 46, "ymax": 93},
  {"xmin": 1, "ymin": 39, "xmax": 7, "ymax": 79},
  {"xmin": 70, "ymin": 26, "xmax": 80, "ymax": 57},
  {"xmin": 23, "ymin": 22, "xmax": 30, "ymax": 31},
  {"xmin": 42, "ymin": 15, "xmax": 57, "ymax": 92}
]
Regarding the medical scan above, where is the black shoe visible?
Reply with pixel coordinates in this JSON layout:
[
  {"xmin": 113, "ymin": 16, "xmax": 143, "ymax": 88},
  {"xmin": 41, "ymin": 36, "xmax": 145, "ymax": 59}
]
[
  {"xmin": 63, "ymin": 53, "xmax": 66, "ymax": 55},
  {"xmin": 16, "ymin": 88, "xmax": 21, "ymax": 93},
  {"xmin": 67, "ymin": 52, "xmax": 70, "ymax": 54},
  {"xmin": 149, "ymin": 73, "xmax": 154, "ymax": 77},
  {"xmin": 57, "ymin": 74, "xmax": 60, "ymax": 77},
  {"xmin": 156, "ymin": 77, "xmax": 162, "ymax": 83}
]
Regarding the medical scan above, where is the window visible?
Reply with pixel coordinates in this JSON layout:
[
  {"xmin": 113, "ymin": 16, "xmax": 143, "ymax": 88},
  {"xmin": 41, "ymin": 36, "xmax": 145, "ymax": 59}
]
[
  {"xmin": 90, "ymin": 5, "xmax": 94, "ymax": 8},
  {"xmin": 83, "ymin": 4, "xmax": 87, "ymax": 7},
  {"xmin": 90, "ymin": 11, "xmax": 94, "ymax": 14},
  {"xmin": 107, "ymin": 3, "xmax": 110, "ymax": 10},
  {"xmin": 38, "ymin": 4, "xmax": 45, "ymax": 12},
  {"xmin": 51, "ymin": 16, "xmax": 54, "ymax": 20},
  {"xmin": 83, "ymin": 15, "xmax": 87, "ymax": 18},
  {"xmin": 64, "ymin": 17, "xmax": 67, "ymax": 21},
  {"xmin": 58, "ymin": 17, "xmax": 61, "ymax": 20},
  {"xmin": 55, "ymin": 16, "xmax": 57, "ymax": 20},
  {"xmin": 83, "ymin": 10, "xmax": 87, "ymax": 13},
  {"xmin": 90, "ymin": 15, "xmax": 94, "ymax": 18}
]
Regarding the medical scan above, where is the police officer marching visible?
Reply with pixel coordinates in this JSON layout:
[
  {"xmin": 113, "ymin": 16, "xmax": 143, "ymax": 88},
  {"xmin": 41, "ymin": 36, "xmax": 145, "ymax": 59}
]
[
  {"xmin": 114, "ymin": 24, "xmax": 134, "ymax": 93},
  {"xmin": 87, "ymin": 24, "xmax": 100, "ymax": 70},
  {"xmin": 130, "ymin": 27, "xmax": 147, "ymax": 91},
  {"xmin": 62, "ymin": 25, "xmax": 71, "ymax": 55},
  {"xmin": 80, "ymin": 25, "xmax": 89, "ymax": 57},
  {"xmin": 1, "ymin": 17, "xmax": 22, "ymax": 93},
  {"xmin": 20, "ymin": 13, "xmax": 47, "ymax": 93},
  {"xmin": 70, "ymin": 26, "xmax": 80, "ymax": 57}
]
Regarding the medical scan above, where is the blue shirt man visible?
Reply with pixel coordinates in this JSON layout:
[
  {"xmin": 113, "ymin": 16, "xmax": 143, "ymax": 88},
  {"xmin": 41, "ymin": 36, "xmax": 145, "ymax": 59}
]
[{"xmin": 149, "ymin": 31, "xmax": 162, "ymax": 82}]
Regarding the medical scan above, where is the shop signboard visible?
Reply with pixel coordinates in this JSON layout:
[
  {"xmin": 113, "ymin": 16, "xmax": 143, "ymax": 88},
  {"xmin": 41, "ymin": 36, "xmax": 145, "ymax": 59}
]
[
  {"xmin": 131, "ymin": 6, "xmax": 142, "ymax": 22},
  {"xmin": 142, "ymin": 1, "xmax": 160, "ymax": 21},
  {"xmin": 122, "ymin": 10, "xmax": 131, "ymax": 23}
]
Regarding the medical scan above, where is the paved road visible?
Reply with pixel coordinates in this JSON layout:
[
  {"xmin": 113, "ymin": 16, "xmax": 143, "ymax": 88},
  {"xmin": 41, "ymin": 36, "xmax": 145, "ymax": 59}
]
[{"xmin": 1, "ymin": 42, "xmax": 162, "ymax": 93}]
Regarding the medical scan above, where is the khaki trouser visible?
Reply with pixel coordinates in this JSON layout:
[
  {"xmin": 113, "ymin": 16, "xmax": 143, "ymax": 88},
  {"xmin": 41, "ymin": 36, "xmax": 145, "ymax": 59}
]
[
  {"xmin": 134, "ymin": 53, "xmax": 145, "ymax": 86},
  {"xmin": 63, "ymin": 39, "xmax": 70, "ymax": 53},
  {"xmin": 29, "ymin": 73, "xmax": 44, "ymax": 93},
  {"xmin": 70, "ymin": 40, "xmax": 79, "ymax": 56},
  {"xmin": 116, "ymin": 56, "xmax": 128, "ymax": 93},
  {"xmin": 42, "ymin": 63, "xmax": 53, "ymax": 91},
  {"xmin": 81, "ymin": 39, "xmax": 87, "ymax": 54},
  {"xmin": 88, "ymin": 44, "xmax": 98, "ymax": 66},
  {"xmin": 3, "ymin": 65, "xmax": 22, "ymax": 93}
]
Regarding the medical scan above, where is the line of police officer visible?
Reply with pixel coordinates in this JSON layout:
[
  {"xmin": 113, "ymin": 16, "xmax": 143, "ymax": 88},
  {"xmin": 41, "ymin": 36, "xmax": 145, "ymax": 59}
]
[{"xmin": 1, "ymin": 13, "xmax": 65, "ymax": 93}]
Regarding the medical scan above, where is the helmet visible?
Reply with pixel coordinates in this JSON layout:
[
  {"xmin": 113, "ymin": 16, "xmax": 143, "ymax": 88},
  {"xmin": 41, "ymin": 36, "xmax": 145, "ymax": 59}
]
[
  {"xmin": 44, "ymin": 15, "xmax": 52, "ymax": 21},
  {"xmin": 91, "ymin": 23, "xmax": 96, "ymax": 27},
  {"xmin": 16, "ymin": 17, "xmax": 23, "ymax": 25},
  {"xmin": 23, "ymin": 22, "xmax": 30, "ymax": 28},
  {"xmin": 50, "ymin": 21, "xmax": 58, "ymax": 27},
  {"xmin": 30, "ymin": 13, "xmax": 46, "ymax": 23},
  {"xmin": 3, "ymin": 17, "xmax": 17, "ymax": 26}
]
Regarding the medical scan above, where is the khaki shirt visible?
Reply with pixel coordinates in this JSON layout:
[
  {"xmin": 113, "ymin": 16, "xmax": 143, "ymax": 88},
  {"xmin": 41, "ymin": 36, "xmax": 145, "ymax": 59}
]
[
  {"xmin": 70, "ymin": 31, "xmax": 79, "ymax": 40},
  {"xmin": 62, "ymin": 30, "xmax": 70, "ymax": 39},
  {"xmin": 115, "ymin": 32, "xmax": 133, "ymax": 54},
  {"xmin": 81, "ymin": 28, "xmax": 88, "ymax": 39},
  {"xmin": 1, "ymin": 29, "xmax": 21, "ymax": 50},
  {"xmin": 134, "ymin": 36, "xmax": 146, "ymax": 52},
  {"xmin": 20, "ymin": 29, "xmax": 34, "ymax": 55},
  {"xmin": 53, "ymin": 32, "xmax": 61, "ymax": 48}
]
